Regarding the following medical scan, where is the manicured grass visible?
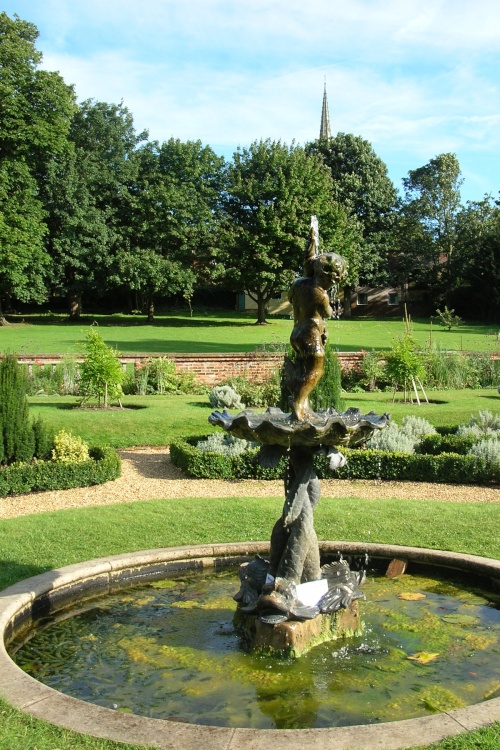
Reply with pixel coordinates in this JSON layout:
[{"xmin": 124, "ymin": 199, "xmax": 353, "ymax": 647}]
[
  {"xmin": 28, "ymin": 389, "xmax": 500, "ymax": 447},
  {"xmin": 1, "ymin": 495, "xmax": 500, "ymax": 749},
  {"xmin": 2, "ymin": 311, "xmax": 499, "ymax": 354}
]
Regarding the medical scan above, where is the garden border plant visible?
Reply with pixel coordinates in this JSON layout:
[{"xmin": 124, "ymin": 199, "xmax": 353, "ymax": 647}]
[
  {"xmin": 170, "ymin": 435, "xmax": 498, "ymax": 484},
  {"xmin": 0, "ymin": 446, "xmax": 121, "ymax": 497}
]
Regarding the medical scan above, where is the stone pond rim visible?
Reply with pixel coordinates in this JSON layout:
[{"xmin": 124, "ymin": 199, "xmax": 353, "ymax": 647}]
[{"xmin": 1, "ymin": 541, "xmax": 500, "ymax": 750}]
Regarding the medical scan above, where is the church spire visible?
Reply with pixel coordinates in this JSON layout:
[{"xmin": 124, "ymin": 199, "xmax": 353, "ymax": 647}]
[{"xmin": 319, "ymin": 80, "xmax": 331, "ymax": 140}]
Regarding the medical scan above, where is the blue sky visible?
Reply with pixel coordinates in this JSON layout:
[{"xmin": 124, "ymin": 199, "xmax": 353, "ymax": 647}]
[{"xmin": 4, "ymin": 0, "xmax": 500, "ymax": 203}]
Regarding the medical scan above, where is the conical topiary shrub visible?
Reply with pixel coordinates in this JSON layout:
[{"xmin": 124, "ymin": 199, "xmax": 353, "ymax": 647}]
[{"xmin": 0, "ymin": 355, "xmax": 35, "ymax": 465}]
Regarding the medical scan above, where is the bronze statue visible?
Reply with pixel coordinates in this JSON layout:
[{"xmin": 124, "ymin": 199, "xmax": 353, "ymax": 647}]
[
  {"xmin": 287, "ymin": 226, "xmax": 348, "ymax": 421},
  {"xmin": 209, "ymin": 219, "xmax": 388, "ymax": 629}
]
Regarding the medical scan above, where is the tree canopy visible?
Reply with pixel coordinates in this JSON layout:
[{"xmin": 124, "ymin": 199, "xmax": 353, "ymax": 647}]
[{"xmin": 220, "ymin": 139, "xmax": 362, "ymax": 323}]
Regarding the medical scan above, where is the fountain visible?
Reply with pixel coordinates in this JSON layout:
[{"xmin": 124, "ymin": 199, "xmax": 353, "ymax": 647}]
[
  {"xmin": 210, "ymin": 219, "xmax": 388, "ymax": 655},
  {"xmin": 2, "ymin": 221, "xmax": 500, "ymax": 749}
]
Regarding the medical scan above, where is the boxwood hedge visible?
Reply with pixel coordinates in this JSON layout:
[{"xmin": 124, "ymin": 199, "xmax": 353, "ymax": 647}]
[
  {"xmin": 0, "ymin": 447, "xmax": 121, "ymax": 497},
  {"xmin": 170, "ymin": 436, "xmax": 496, "ymax": 485}
]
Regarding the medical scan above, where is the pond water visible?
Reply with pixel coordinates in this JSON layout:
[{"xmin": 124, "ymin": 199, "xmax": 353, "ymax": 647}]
[{"xmin": 10, "ymin": 567, "xmax": 500, "ymax": 729}]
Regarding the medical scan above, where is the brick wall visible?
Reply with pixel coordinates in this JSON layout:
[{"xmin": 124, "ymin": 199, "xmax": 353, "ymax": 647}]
[{"xmin": 11, "ymin": 352, "xmax": 365, "ymax": 386}]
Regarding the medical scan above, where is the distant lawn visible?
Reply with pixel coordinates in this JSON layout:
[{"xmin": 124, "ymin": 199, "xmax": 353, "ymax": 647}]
[
  {"xmin": 28, "ymin": 389, "xmax": 500, "ymax": 447},
  {"xmin": 1, "ymin": 495, "xmax": 500, "ymax": 749},
  {"xmin": 2, "ymin": 311, "xmax": 499, "ymax": 354}
]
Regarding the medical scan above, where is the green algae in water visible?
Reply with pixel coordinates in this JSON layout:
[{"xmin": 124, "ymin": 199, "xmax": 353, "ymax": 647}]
[{"xmin": 11, "ymin": 568, "xmax": 500, "ymax": 729}]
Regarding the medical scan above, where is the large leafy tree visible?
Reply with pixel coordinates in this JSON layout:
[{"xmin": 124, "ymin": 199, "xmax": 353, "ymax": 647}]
[
  {"xmin": 44, "ymin": 99, "xmax": 148, "ymax": 318},
  {"xmin": 449, "ymin": 196, "xmax": 500, "ymax": 320},
  {"xmin": 307, "ymin": 133, "xmax": 398, "ymax": 306},
  {"xmin": 118, "ymin": 138, "xmax": 225, "ymax": 320},
  {"xmin": 0, "ymin": 12, "xmax": 75, "ymax": 322},
  {"xmin": 396, "ymin": 153, "xmax": 463, "ymax": 302},
  {"xmin": 221, "ymin": 139, "xmax": 362, "ymax": 324}
]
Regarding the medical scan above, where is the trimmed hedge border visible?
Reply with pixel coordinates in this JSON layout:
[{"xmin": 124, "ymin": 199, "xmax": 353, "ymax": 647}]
[
  {"xmin": 0, "ymin": 447, "xmax": 121, "ymax": 497},
  {"xmin": 170, "ymin": 436, "xmax": 497, "ymax": 485}
]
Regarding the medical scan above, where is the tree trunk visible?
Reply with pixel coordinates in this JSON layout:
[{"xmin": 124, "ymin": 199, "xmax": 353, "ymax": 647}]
[
  {"xmin": 0, "ymin": 298, "xmax": 10, "ymax": 326},
  {"xmin": 256, "ymin": 295, "xmax": 269, "ymax": 325},
  {"xmin": 68, "ymin": 292, "xmax": 82, "ymax": 320},
  {"xmin": 343, "ymin": 285, "xmax": 352, "ymax": 319},
  {"xmin": 147, "ymin": 295, "xmax": 155, "ymax": 324}
]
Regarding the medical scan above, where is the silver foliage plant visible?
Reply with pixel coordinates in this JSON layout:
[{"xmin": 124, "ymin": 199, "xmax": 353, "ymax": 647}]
[
  {"xmin": 208, "ymin": 385, "xmax": 245, "ymax": 410},
  {"xmin": 367, "ymin": 416, "xmax": 436, "ymax": 454}
]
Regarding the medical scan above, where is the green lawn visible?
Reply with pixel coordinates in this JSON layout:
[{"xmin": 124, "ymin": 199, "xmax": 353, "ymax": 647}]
[
  {"xmin": 2, "ymin": 311, "xmax": 499, "ymax": 354},
  {"xmin": 1, "ymin": 495, "xmax": 500, "ymax": 749},
  {"xmin": 28, "ymin": 389, "xmax": 500, "ymax": 447}
]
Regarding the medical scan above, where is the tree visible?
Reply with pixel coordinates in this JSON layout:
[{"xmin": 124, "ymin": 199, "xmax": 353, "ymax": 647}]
[
  {"xmin": 0, "ymin": 12, "xmax": 75, "ymax": 322},
  {"xmin": 221, "ymin": 139, "xmax": 362, "ymax": 324},
  {"xmin": 79, "ymin": 327, "xmax": 124, "ymax": 408},
  {"xmin": 0, "ymin": 160, "xmax": 50, "ymax": 322},
  {"xmin": 307, "ymin": 133, "xmax": 398, "ymax": 311},
  {"xmin": 449, "ymin": 197, "xmax": 500, "ymax": 320},
  {"xmin": 397, "ymin": 153, "xmax": 463, "ymax": 302},
  {"xmin": 118, "ymin": 138, "xmax": 225, "ymax": 320},
  {"xmin": 44, "ymin": 99, "xmax": 148, "ymax": 318}
]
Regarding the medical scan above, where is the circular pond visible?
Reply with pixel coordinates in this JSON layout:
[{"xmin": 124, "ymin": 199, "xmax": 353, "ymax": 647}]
[
  {"xmin": 1, "ymin": 542, "xmax": 500, "ymax": 750},
  {"xmin": 9, "ymin": 566, "xmax": 500, "ymax": 729}
]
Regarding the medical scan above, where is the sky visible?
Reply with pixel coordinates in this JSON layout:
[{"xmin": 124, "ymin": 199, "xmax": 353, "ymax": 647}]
[{"xmin": 3, "ymin": 0, "xmax": 500, "ymax": 203}]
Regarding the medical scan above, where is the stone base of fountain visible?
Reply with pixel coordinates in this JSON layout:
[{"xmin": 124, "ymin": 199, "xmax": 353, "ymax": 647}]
[{"xmin": 234, "ymin": 600, "xmax": 362, "ymax": 657}]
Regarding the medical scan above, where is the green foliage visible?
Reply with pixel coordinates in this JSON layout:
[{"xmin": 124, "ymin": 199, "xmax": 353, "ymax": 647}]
[
  {"xmin": 307, "ymin": 132, "xmax": 398, "ymax": 287},
  {"xmin": 468, "ymin": 439, "xmax": 500, "ymax": 478},
  {"xmin": 368, "ymin": 416, "xmax": 435, "ymax": 453},
  {"xmin": 32, "ymin": 415, "xmax": 54, "ymax": 460},
  {"xmin": 208, "ymin": 385, "xmax": 245, "ymax": 410},
  {"xmin": 170, "ymin": 436, "xmax": 495, "ymax": 484},
  {"xmin": 126, "ymin": 356, "xmax": 204, "ymax": 396},
  {"xmin": 457, "ymin": 411, "xmax": 500, "ymax": 440},
  {"xmin": 51, "ymin": 429, "xmax": 90, "ymax": 463},
  {"xmin": 385, "ymin": 335, "xmax": 426, "ymax": 391},
  {"xmin": 416, "ymin": 433, "xmax": 477, "ymax": 456},
  {"xmin": 435, "ymin": 306, "xmax": 462, "ymax": 331},
  {"xmin": 221, "ymin": 138, "xmax": 362, "ymax": 323},
  {"xmin": 0, "ymin": 12, "xmax": 75, "ymax": 317},
  {"xmin": 79, "ymin": 326, "xmax": 124, "ymax": 407},
  {"xmin": 221, "ymin": 373, "xmax": 281, "ymax": 408},
  {"xmin": 310, "ymin": 343, "xmax": 344, "ymax": 411},
  {"xmin": 196, "ymin": 433, "xmax": 256, "ymax": 456},
  {"xmin": 0, "ymin": 446, "xmax": 120, "ymax": 497},
  {"xmin": 0, "ymin": 355, "xmax": 35, "ymax": 465}
]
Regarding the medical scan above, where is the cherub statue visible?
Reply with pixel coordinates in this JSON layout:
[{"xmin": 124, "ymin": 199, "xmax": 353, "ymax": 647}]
[{"xmin": 286, "ymin": 223, "xmax": 348, "ymax": 421}]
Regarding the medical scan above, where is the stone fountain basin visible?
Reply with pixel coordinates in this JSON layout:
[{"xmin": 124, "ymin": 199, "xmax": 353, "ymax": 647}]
[{"xmin": 1, "ymin": 541, "xmax": 500, "ymax": 750}]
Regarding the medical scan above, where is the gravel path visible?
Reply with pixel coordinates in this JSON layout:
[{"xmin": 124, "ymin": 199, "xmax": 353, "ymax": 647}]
[{"xmin": 1, "ymin": 447, "xmax": 499, "ymax": 520}]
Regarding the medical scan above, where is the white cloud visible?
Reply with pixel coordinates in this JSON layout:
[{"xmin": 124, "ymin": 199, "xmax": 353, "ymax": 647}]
[{"xmin": 7, "ymin": 0, "xmax": 500, "ymax": 201}]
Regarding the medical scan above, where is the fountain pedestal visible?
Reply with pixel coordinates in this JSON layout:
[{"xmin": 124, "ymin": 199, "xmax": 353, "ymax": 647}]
[{"xmin": 235, "ymin": 600, "xmax": 362, "ymax": 658}]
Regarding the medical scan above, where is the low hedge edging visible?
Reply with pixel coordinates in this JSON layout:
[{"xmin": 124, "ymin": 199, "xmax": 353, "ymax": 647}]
[
  {"xmin": 0, "ymin": 447, "xmax": 121, "ymax": 497},
  {"xmin": 170, "ymin": 436, "xmax": 496, "ymax": 485}
]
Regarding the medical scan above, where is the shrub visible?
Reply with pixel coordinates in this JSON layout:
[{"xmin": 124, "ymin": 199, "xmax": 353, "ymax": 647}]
[
  {"xmin": 170, "ymin": 436, "xmax": 494, "ymax": 484},
  {"xmin": 0, "ymin": 446, "xmax": 121, "ymax": 497},
  {"xmin": 310, "ymin": 343, "xmax": 344, "ymax": 412},
  {"xmin": 399, "ymin": 415, "xmax": 436, "ymax": 440},
  {"xmin": 196, "ymin": 432, "xmax": 256, "ymax": 456},
  {"xmin": 32, "ymin": 416, "xmax": 55, "ymax": 460},
  {"xmin": 416, "ymin": 433, "xmax": 477, "ymax": 456},
  {"xmin": 457, "ymin": 411, "xmax": 500, "ymax": 440},
  {"xmin": 358, "ymin": 349, "xmax": 387, "ymax": 391},
  {"xmin": 367, "ymin": 416, "xmax": 435, "ymax": 454},
  {"xmin": 0, "ymin": 355, "xmax": 35, "ymax": 465},
  {"xmin": 52, "ymin": 430, "xmax": 90, "ymax": 463},
  {"xmin": 435, "ymin": 306, "xmax": 462, "ymax": 331},
  {"xmin": 79, "ymin": 326, "xmax": 124, "ymax": 407},
  {"xmin": 468, "ymin": 440, "xmax": 500, "ymax": 481},
  {"xmin": 209, "ymin": 385, "xmax": 245, "ymax": 410},
  {"xmin": 385, "ymin": 335, "xmax": 426, "ymax": 396},
  {"xmin": 126, "ymin": 357, "xmax": 206, "ymax": 396},
  {"xmin": 367, "ymin": 423, "xmax": 416, "ymax": 454}
]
